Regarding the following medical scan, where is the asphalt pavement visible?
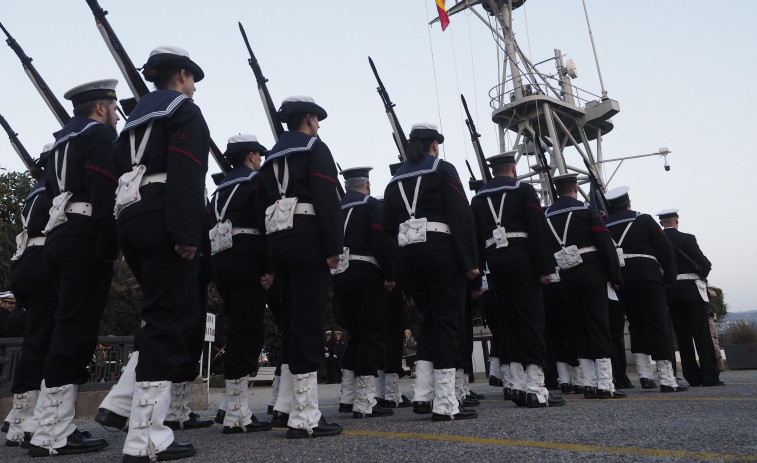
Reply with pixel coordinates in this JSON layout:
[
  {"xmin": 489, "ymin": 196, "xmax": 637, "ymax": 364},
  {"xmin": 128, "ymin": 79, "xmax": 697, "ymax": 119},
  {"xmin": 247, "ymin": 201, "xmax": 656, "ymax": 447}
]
[{"xmin": 2, "ymin": 370, "xmax": 756, "ymax": 462}]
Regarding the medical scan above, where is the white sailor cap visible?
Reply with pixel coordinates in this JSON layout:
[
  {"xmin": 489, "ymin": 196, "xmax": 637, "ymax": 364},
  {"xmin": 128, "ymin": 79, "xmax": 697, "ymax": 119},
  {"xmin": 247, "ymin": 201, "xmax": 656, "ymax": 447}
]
[
  {"xmin": 409, "ymin": 123, "xmax": 444, "ymax": 143},
  {"xmin": 63, "ymin": 79, "xmax": 118, "ymax": 106},
  {"xmin": 223, "ymin": 134, "xmax": 267, "ymax": 159},
  {"xmin": 278, "ymin": 95, "xmax": 327, "ymax": 121},
  {"xmin": 339, "ymin": 166, "xmax": 373, "ymax": 180},
  {"xmin": 486, "ymin": 151, "xmax": 517, "ymax": 167},
  {"xmin": 605, "ymin": 186, "xmax": 630, "ymax": 205},
  {"xmin": 656, "ymin": 208, "xmax": 679, "ymax": 220},
  {"xmin": 0, "ymin": 291, "xmax": 15, "ymax": 302},
  {"xmin": 143, "ymin": 46, "xmax": 204, "ymax": 82}
]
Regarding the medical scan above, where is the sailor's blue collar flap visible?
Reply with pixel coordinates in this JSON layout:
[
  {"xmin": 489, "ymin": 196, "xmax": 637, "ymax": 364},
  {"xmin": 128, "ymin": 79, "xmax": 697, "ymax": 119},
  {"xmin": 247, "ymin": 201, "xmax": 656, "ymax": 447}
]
[
  {"xmin": 340, "ymin": 189, "xmax": 369, "ymax": 209},
  {"xmin": 264, "ymin": 132, "xmax": 318, "ymax": 164},
  {"xmin": 474, "ymin": 177, "xmax": 521, "ymax": 197},
  {"xmin": 388, "ymin": 154, "xmax": 439, "ymax": 184},
  {"xmin": 52, "ymin": 116, "xmax": 103, "ymax": 150},
  {"xmin": 122, "ymin": 90, "xmax": 190, "ymax": 132},
  {"xmin": 545, "ymin": 197, "xmax": 588, "ymax": 217},
  {"xmin": 214, "ymin": 167, "xmax": 258, "ymax": 193},
  {"xmin": 26, "ymin": 180, "xmax": 46, "ymax": 201},
  {"xmin": 606, "ymin": 211, "xmax": 641, "ymax": 227}
]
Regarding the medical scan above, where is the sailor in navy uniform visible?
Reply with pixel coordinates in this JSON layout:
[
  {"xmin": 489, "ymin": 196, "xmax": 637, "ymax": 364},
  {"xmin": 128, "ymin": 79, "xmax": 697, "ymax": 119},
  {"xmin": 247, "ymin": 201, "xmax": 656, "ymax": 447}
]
[
  {"xmin": 27, "ymin": 79, "xmax": 120, "ymax": 457},
  {"xmin": 605, "ymin": 187, "xmax": 684, "ymax": 392},
  {"xmin": 543, "ymin": 174, "xmax": 625, "ymax": 399},
  {"xmin": 4, "ymin": 146, "xmax": 55, "ymax": 448},
  {"xmin": 470, "ymin": 151, "xmax": 564, "ymax": 408},
  {"xmin": 96, "ymin": 47, "xmax": 207, "ymax": 462},
  {"xmin": 259, "ymin": 96, "xmax": 343, "ymax": 439},
  {"xmin": 332, "ymin": 166, "xmax": 395, "ymax": 418},
  {"xmin": 210, "ymin": 134, "xmax": 272, "ymax": 433},
  {"xmin": 382, "ymin": 123, "xmax": 479, "ymax": 421},
  {"xmin": 658, "ymin": 209, "xmax": 722, "ymax": 387}
]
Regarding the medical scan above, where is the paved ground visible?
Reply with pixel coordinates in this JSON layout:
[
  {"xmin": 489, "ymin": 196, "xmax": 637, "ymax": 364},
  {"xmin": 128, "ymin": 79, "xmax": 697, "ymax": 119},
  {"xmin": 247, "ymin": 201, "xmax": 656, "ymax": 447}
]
[{"xmin": 2, "ymin": 370, "xmax": 756, "ymax": 462}]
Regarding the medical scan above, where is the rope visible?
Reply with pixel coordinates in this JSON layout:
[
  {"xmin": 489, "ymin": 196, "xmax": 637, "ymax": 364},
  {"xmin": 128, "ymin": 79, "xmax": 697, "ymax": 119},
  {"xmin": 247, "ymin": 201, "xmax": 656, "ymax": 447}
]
[{"xmin": 424, "ymin": 0, "xmax": 446, "ymax": 160}]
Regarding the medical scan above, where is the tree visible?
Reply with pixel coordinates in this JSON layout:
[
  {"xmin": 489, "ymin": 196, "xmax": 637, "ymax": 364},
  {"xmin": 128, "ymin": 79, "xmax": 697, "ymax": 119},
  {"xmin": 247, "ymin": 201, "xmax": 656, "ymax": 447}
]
[
  {"xmin": 708, "ymin": 285, "xmax": 728, "ymax": 319},
  {"xmin": 0, "ymin": 170, "xmax": 34, "ymax": 287}
]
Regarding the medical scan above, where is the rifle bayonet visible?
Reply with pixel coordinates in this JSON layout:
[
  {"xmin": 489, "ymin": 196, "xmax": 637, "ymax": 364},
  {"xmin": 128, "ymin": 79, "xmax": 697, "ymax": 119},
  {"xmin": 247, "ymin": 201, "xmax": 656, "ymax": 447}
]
[
  {"xmin": 368, "ymin": 57, "xmax": 408, "ymax": 162},
  {"xmin": 0, "ymin": 113, "xmax": 43, "ymax": 179},
  {"xmin": 461, "ymin": 94, "xmax": 492, "ymax": 187}
]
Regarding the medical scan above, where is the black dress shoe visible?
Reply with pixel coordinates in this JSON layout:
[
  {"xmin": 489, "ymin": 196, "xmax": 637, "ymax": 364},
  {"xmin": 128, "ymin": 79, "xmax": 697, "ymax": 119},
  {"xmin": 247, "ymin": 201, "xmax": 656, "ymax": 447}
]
[
  {"xmin": 352, "ymin": 404, "xmax": 394, "ymax": 418},
  {"xmin": 286, "ymin": 417, "xmax": 342, "ymax": 439},
  {"xmin": 526, "ymin": 393, "xmax": 566, "ymax": 408},
  {"xmin": 510, "ymin": 389, "xmax": 527, "ymax": 407},
  {"xmin": 164, "ymin": 412, "xmax": 214, "ymax": 430},
  {"xmin": 640, "ymin": 377, "xmax": 657, "ymax": 389},
  {"xmin": 489, "ymin": 376, "xmax": 504, "ymax": 387},
  {"xmin": 614, "ymin": 376, "xmax": 635, "ymax": 389},
  {"xmin": 29, "ymin": 429, "xmax": 108, "ymax": 457},
  {"xmin": 214, "ymin": 409, "xmax": 226, "ymax": 424},
  {"xmin": 503, "ymin": 387, "xmax": 512, "ymax": 401},
  {"xmin": 559, "ymin": 383, "xmax": 573, "ymax": 394},
  {"xmin": 270, "ymin": 410, "xmax": 289, "ymax": 428},
  {"xmin": 467, "ymin": 390, "xmax": 485, "ymax": 400},
  {"xmin": 573, "ymin": 384, "xmax": 583, "ymax": 395},
  {"xmin": 583, "ymin": 386, "xmax": 597, "ymax": 399},
  {"xmin": 660, "ymin": 384, "xmax": 688, "ymax": 393},
  {"xmin": 267, "ymin": 405, "xmax": 274, "ymax": 415},
  {"xmin": 412, "ymin": 401, "xmax": 432, "ymax": 414},
  {"xmin": 95, "ymin": 408, "xmax": 128, "ymax": 431},
  {"xmin": 462, "ymin": 396, "xmax": 480, "ymax": 407},
  {"xmin": 122, "ymin": 442, "xmax": 196, "ymax": 462},
  {"xmin": 20, "ymin": 432, "xmax": 32, "ymax": 449},
  {"xmin": 338, "ymin": 403, "xmax": 353, "ymax": 413},
  {"xmin": 431, "ymin": 407, "xmax": 478, "ymax": 421},
  {"xmin": 597, "ymin": 389, "xmax": 626, "ymax": 399},
  {"xmin": 222, "ymin": 415, "xmax": 272, "ymax": 433},
  {"xmin": 399, "ymin": 395, "xmax": 412, "ymax": 408},
  {"xmin": 6, "ymin": 439, "xmax": 20, "ymax": 447}
]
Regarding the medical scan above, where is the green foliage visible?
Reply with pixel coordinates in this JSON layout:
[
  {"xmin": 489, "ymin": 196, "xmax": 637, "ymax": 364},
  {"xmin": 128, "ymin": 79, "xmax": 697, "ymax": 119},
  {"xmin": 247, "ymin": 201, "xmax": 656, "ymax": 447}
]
[
  {"xmin": 726, "ymin": 321, "xmax": 757, "ymax": 345},
  {"xmin": 0, "ymin": 170, "xmax": 34, "ymax": 287},
  {"xmin": 708, "ymin": 286, "xmax": 728, "ymax": 319}
]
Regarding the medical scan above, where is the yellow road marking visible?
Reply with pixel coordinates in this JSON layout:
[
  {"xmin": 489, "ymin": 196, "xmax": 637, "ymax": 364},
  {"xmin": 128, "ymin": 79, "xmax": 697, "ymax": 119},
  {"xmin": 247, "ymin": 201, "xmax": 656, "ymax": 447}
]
[{"xmin": 344, "ymin": 430, "xmax": 757, "ymax": 461}]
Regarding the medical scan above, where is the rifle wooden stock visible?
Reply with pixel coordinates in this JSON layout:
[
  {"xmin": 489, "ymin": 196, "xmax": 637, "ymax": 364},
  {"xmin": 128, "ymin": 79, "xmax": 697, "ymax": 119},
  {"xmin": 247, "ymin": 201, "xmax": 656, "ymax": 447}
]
[
  {"xmin": 85, "ymin": 0, "xmax": 227, "ymax": 175},
  {"xmin": 0, "ymin": 22, "xmax": 70, "ymax": 127},
  {"xmin": 0, "ymin": 113, "xmax": 42, "ymax": 178},
  {"xmin": 368, "ymin": 57, "xmax": 408, "ymax": 162}
]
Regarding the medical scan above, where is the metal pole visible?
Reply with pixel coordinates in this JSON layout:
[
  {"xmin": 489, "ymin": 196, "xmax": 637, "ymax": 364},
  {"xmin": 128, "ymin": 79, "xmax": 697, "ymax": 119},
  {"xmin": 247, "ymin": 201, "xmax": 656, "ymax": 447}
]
[{"xmin": 581, "ymin": 0, "xmax": 608, "ymax": 100}]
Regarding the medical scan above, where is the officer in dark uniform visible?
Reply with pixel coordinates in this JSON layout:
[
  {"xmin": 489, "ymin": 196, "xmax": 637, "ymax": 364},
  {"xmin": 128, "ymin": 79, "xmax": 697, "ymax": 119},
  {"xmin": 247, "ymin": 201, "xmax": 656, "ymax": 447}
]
[
  {"xmin": 382, "ymin": 123, "xmax": 478, "ymax": 421},
  {"xmin": 259, "ymin": 96, "xmax": 343, "ymax": 439},
  {"xmin": 2, "ymin": 148, "xmax": 52, "ymax": 447},
  {"xmin": 543, "ymin": 174, "xmax": 624, "ymax": 399},
  {"xmin": 658, "ymin": 209, "xmax": 722, "ymax": 387},
  {"xmin": 605, "ymin": 187, "xmax": 683, "ymax": 392},
  {"xmin": 470, "ymin": 151, "xmax": 564, "ymax": 408},
  {"xmin": 332, "ymin": 166, "xmax": 395, "ymax": 418},
  {"xmin": 211, "ymin": 134, "xmax": 273, "ymax": 433},
  {"xmin": 102, "ymin": 46, "xmax": 208, "ymax": 461},
  {"xmin": 28, "ymin": 79, "xmax": 119, "ymax": 456}
]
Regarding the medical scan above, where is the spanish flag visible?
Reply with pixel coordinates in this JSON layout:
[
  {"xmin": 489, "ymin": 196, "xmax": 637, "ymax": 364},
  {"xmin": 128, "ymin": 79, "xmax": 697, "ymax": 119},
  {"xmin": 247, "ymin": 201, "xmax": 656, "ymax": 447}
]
[{"xmin": 435, "ymin": 0, "xmax": 450, "ymax": 31}]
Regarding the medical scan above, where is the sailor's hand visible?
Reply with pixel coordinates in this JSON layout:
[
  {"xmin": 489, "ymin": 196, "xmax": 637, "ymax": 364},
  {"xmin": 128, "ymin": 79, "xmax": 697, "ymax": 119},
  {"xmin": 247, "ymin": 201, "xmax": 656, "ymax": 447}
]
[
  {"xmin": 540, "ymin": 275, "xmax": 553, "ymax": 284},
  {"xmin": 471, "ymin": 287, "xmax": 484, "ymax": 299},
  {"xmin": 326, "ymin": 255, "xmax": 340, "ymax": 269},
  {"xmin": 175, "ymin": 244, "xmax": 197, "ymax": 260},
  {"xmin": 465, "ymin": 268, "xmax": 480, "ymax": 280},
  {"xmin": 384, "ymin": 280, "xmax": 396, "ymax": 292},
  {"xmin": 261, "ymin": 273, "xmax": 275, "ymax": 290}
]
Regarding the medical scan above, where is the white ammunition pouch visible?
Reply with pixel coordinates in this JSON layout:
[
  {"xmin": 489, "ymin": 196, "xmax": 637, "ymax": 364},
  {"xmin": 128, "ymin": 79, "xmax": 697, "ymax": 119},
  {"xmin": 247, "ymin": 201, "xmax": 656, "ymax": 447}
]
[
  {"xmin": 331, "ymin": 208, "xmax": 355, "ymax": 275},
  {"xmin": 487, "ymin": 193, "xmax": 510, "ymax": 248},
  {"xmin": 398, "ymin": 217, "xmax": 428, "ymax": 247},
  {"xmin": 43, "ymin": 191, "xmax": 73, "ymax": 234},
  {"xmin": 677, "ymin": 273, "xmax": 709, "ymax": 302},
  {"xmin": 607, "ymin": 282, "xmax": 618, "ymax": 301},
  {"xmin": 547, "ymin": 212, "xmax": 584, "ymax": 270},
  {"xmin": 265, "ymin": 197, "xmax": 299, "ymax": 235},
  {"xmin": 114, "ymin": 122, "xmax": 155, "ymax": 218},
  {"xmin": 210, "ymin": 184, "xmax": 240, "ymax": 255}
]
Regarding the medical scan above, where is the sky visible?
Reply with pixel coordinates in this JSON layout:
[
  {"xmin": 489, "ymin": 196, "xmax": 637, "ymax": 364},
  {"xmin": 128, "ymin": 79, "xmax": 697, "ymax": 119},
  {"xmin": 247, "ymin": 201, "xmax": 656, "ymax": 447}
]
[{"xmin": 0, "ymin": 1, "xmax": 754, "ymax": 311}]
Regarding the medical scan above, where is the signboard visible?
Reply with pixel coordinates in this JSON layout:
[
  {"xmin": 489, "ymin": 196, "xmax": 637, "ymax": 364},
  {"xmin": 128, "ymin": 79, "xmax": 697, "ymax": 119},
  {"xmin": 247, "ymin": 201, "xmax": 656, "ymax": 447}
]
[{"xmin": 205, "ymin": 313, "xmax": 216, "ymax": 342}]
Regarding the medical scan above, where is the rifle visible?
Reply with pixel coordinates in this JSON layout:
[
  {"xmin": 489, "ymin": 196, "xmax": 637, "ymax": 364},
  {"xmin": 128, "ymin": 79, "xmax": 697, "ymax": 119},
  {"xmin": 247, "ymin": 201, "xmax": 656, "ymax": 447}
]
[
  {"xmin": 0, "ymin": 113, "xmax": 43, "ymax": 179},
  {"xmin": 583, "ymin": 157, "xmax": 609, "ymax": 213},
  {"xmin": 465, "ymin": 160, "xmax": 484, "ymax": 193},
  {"xmin": 531, "ymin": 139, "xmax": 558, "ymax": 202},
  {"xmin": 84, "ymin": 0, "xmax": 228, "ymax": 178},
  {"xmin": 368, "ymin": 57, "xmax": 408, "ymax": 162},
  {"xmin": 239, "ymin": 22, "xmax": 284, "ymax": 142},
  {"xmin": 0, "ymin": 22, "xmax": 70, "ymax": 127},
  {"xmin": 461, "ymin": 94, "xmax": 492, "ymax": 186},
  {"xmin": 238, "ymin": 22, "xmax": 344, "ymax": 198}
]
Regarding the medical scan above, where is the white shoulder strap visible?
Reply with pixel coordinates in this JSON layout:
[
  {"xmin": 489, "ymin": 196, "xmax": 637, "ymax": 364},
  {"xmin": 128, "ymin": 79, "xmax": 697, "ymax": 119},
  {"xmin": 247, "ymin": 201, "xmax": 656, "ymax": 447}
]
[
  {"xmin": 214, "ymin": 184, "xmax": 241, "ymax": 222},
  {"xmin": 272, "ymin": 158, "xmax": 290, "ymax": 198},
  {"xmin": 614, "ymin": 221, "xmax": 635, "ymax": 248},
  {"xmin": 128, "ymin": 121, "xmax": 155, "ymax": 166},
  {"xmin": 486, "ymin": 193, "xmax": 507, "ymax": 226},
  {"xmin": 21, "ymin": 195, "xmax": 40, "ymax": 230},
  {"xmin": 53, "ymin": 143, "xmax": 71, "ymax": 192},
  {"xmin": 546, "ymin": 211, "xmax": 573, "ymax": 247},
  {"xmin": 398, "ymin": 176, "xmax": 422, "ymax": 218},
  {"xmin": 343, "ymin": 207, "xmax": 354, "ymax": 233}
]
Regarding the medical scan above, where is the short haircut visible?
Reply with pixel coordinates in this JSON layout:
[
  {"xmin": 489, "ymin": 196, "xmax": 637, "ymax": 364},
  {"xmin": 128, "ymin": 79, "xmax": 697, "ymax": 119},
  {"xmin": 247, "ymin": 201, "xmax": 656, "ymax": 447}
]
[
  {"xmin": 73, "ymin": 98, "xmax": 112, "ymax": 117},
  {"xmin": 492, "ymin": 163, "xmax": 514, "ymax": 176},
  {"xmin": 285, "ymin": 113, "xmax": 310, "ymax": 132},
  {"xmin": 660, "ymin": 217, "xmax": 676, "ymax": 226},
  {"xmin": 345, "ymin": 177, "xmax": 369, "ymax": 191},
  {"xmin": 607, "ymin": 199, "xmax": 630, "ymax": 214},
  {"xmin": 556, "ymin": 182, "xmax": 576, "ymax": 196}
]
